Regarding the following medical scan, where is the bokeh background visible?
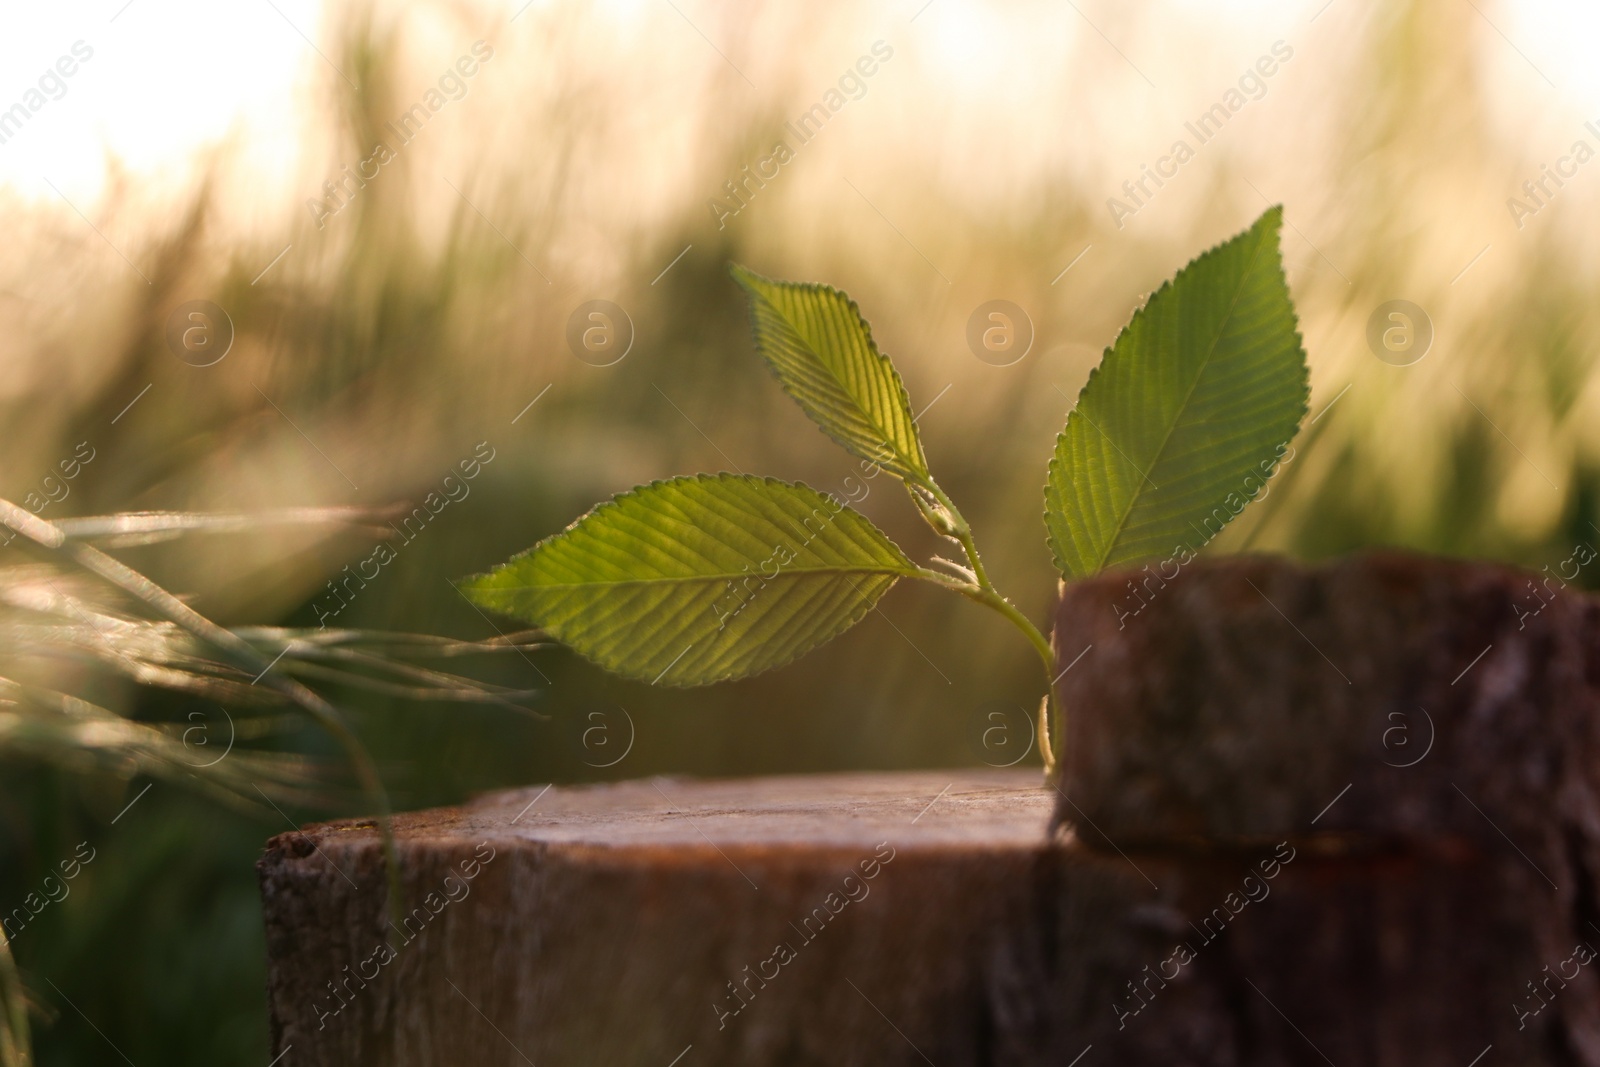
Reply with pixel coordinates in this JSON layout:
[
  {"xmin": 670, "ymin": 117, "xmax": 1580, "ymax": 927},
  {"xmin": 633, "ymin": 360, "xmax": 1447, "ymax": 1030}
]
[{"xmin": 3, "ymin": 0, "xmax": 1600, "ymax": 1060}]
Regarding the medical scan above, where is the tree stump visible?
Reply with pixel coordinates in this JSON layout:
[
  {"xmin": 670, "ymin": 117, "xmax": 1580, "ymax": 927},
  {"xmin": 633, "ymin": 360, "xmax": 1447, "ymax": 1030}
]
[
  {"xmin": 259, "ymin": 770, "xmax": 1070, "ymax": 1066},
  {"xmin": 260, "ymin": 549, "xmax": 1600, "ymax": 1064},
  {"xmin": 1051, "ymin": 548, "xmax": 1600, "ymax": 1062}
]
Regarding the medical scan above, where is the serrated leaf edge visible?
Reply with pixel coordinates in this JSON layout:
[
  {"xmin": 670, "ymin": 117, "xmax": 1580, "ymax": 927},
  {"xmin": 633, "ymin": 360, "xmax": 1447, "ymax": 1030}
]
[
  {"xmin": 1043, "ymin": 206, "xmax": 1310, "ymax": 580},
  {"xmin": 730, "ymin": 264, "xmax": 930, "ymax": 484},
  {"xmin": 457, "ymin": 472, "xmax": 921, "ymax": 687}
]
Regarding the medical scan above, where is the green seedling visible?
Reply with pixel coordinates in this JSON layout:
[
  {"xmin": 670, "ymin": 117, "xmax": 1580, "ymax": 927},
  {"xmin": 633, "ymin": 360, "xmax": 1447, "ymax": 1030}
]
[{"xmin": 462, "ymin": 207, "xmax": 1310, "ymax": 774}]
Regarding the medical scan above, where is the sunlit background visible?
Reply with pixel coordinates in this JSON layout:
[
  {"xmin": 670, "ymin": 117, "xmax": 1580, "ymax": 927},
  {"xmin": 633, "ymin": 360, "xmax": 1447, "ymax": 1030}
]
[{"xmin": 4, "ymin": 0, "xmax": 1600, "ymax": 1060}]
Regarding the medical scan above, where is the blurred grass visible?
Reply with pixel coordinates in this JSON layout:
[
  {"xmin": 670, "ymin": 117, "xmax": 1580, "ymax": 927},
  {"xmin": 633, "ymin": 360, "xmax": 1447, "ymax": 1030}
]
[{"xmin": 3, "ymin": 0, "xmax": 1599, "ymax": 1061}]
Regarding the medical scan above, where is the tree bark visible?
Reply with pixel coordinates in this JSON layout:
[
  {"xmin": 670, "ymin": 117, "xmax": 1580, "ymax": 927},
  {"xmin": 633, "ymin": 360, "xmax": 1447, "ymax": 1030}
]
[
  {"xmin": 260, "ymin": 549, "xmax": 1600, "ymax": 1064},
  {"xmin": 1052, "ymin": 549, "xmax": 1600, "ymax": 853},
  {"xmin": 261, "ymin": 770, "xmax": 1064, "ymax": 1066},
  {"xmin": 1051, "ymin": 548, "xmax": 1600, "ymax": 1061},
  {"xmin": 260, "ymin": 772, "xmax": 1594, "ymax": 1064}
]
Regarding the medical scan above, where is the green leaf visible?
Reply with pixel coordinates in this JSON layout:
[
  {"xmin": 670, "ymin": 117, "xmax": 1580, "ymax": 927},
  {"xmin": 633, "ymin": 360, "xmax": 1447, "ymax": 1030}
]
[
  {"xmin": 1044, "ymin": 207, "xmax": 1310, "ymax": 580},
  {"xmin": 731, "ymin": 264, "xmax": 930, "ymax": 483},
  {"xmin": 459, "ymin": 474, "xmax": 918, "ymax": 687}
]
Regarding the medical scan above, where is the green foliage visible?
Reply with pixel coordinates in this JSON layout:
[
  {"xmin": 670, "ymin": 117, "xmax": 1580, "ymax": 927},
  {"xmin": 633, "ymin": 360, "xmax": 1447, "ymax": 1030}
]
[
  {"xmin": 457, "ymin": 474, "xmax": 918, "ymax": 686},
  {"xmin": 465, "ymin": 211, "xmax": 1311, "ymax": 775},
  {"xmin": 730, "ymin": 265, "xmax": 930, "ymax": 484},
  {"xmin": 1044, "ymin": 207, "xmax": 1310, "ymax": 580}
]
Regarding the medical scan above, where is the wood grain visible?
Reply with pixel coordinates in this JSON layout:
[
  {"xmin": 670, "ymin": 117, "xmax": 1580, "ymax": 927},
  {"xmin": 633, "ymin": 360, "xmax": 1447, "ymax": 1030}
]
[
  {"xmin": 261, "ymin": 768, "xmax": 1596, "ymax": 1065},
  {"xmin": 259, "ymin": 550, "xmax": 1600, "ymax": 1064}
]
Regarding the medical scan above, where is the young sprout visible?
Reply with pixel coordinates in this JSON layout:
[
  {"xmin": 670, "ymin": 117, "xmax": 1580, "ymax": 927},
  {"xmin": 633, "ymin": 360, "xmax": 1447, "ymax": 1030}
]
[{"xmin": 462, "ymin": 208, "xmax": 1309, "ymax": 775}]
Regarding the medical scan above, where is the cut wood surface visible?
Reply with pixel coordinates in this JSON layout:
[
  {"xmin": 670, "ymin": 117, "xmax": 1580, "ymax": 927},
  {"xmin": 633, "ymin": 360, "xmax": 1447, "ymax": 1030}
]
[
  {"xmin": 261, "ymin": 767, "xmax": 1597, "ymax": 1065},
  {"xmin": 262, "ymin": 770, "xmax": 1057, "ymax": 1066}
]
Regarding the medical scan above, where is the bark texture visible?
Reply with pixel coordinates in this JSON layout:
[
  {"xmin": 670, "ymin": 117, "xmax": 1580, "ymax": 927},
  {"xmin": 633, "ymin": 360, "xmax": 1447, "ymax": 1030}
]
[
  {"xmin": 261, "ymin": 774, "xmax": 1600, "ymax": 1064},
  {"xmin": 1052, "ymin": 550, "xmax": 1600, "ymax": 857},
  {"xmin": 1051, "ymin": 548, "xmax": 1600, "ymax": 1061},
  {"xmin": 261, "ymin": 771, "xmax": 1063, "ymax": 1066},
  {"xmin": 259, "ymin": 550, "xmax": 1600, "ymax": 1064}
]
